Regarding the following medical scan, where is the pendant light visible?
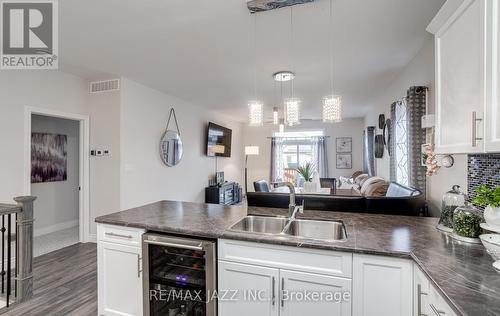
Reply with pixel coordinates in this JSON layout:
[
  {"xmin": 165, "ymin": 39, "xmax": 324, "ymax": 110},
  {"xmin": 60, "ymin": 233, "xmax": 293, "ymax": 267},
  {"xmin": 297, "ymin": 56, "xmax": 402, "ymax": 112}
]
[
  {"xmin": 323, "ymin": 0, "xmax": 342, "ymax": 123},
  {"xmin": 248, "ymin": 14, "xmax": 263, "ymax": 126},
  {"xmin": 273, "ymin": 107, "xmax": 279, "ymax": 125},
  {"xmin": 284, "ymin": 7, "xmax": 301, "ymax": 127}
]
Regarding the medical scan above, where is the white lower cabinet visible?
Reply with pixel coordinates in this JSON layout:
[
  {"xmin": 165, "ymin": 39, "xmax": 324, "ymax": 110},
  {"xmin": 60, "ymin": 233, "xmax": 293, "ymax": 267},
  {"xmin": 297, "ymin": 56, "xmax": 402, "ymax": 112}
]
[
  {"xmin": 414, "ymin": 265, "xmax": 457, "ymax": 316},
  {"xmin": 218, "ymin": 239, "xmax": 353, "ymax": 316},
  {"xmin": 218, "ymin": 261, "xmax": 279, "ymax": 316},
  {"xmin": 280, "ymin": 269, "xmax": 352, "ymax": 316},
  {"xmin": 97, "ymin": 224, "xmax": 145, "ymax": 316},
  {"xmin": 352, "ymin": 254, "xmax": 413, "ymax": 316}
]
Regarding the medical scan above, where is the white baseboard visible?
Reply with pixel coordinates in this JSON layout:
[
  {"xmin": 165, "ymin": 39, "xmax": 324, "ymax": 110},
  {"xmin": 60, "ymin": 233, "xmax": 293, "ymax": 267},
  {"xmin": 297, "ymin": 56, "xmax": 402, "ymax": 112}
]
[
  {"xmin": 34, "ymin": 219, "xmax": 79, "ymax": 237},
  {"xmin": 87, "ymin": 233, "xmax": 97, "ymax": 243}
]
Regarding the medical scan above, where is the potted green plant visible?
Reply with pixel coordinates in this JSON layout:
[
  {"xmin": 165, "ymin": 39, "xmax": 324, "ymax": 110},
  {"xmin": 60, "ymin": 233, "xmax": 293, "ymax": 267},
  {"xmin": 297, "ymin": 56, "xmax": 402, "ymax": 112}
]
[
  {"xmin": 472, "ymin": 184, "xmax": 500, "ymax": 230},
  {"xmin": 296, "ymin": 162, "xmax": 316, "ymax": 192}
]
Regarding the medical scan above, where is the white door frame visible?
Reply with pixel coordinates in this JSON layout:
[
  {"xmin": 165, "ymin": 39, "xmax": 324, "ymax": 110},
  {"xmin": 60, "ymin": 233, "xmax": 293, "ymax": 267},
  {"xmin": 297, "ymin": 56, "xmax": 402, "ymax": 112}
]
[{"xmin": 24, "ymin": 106, "xmax": 91, "ymax": 243}]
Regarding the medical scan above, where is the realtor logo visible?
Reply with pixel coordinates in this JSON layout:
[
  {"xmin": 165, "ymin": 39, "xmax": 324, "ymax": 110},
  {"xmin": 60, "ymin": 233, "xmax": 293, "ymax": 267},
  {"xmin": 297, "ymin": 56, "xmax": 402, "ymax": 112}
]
[{"xmin": 0, "ymin": 0, "xmax": 58, "ymax": 69}]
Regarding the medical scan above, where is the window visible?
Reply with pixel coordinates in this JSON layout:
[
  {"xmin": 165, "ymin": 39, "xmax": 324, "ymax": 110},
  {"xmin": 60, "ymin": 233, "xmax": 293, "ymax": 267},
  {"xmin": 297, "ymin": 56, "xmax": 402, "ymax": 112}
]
[{"xmin": 271, "ymin": 131, "xmax": 324, "ymax": 184}]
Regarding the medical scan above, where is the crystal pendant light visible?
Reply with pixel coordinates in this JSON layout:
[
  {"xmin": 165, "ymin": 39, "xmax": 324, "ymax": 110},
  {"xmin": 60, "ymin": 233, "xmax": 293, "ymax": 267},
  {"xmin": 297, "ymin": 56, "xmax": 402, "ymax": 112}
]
[
  {"xmin": 248, "ymin": 101, "xmax": 263, "ymax": 126},
  {"xmin": 273, "ymin": 107, "xmax": 279, "ymax": 125},
  {"xmin": 284, "ymin": 98, "xmax": 300, "ymax": 126},
  {"xmin": 323, "ymin": 0, "xmax": 342, "ymax": 123},
  {"xmin": 323, "ymin": 95, "xmax": 342, "ymax": 122},
  {"xmin": 248, "ymin": 14, "xmax": 264, "ymax": 126}
]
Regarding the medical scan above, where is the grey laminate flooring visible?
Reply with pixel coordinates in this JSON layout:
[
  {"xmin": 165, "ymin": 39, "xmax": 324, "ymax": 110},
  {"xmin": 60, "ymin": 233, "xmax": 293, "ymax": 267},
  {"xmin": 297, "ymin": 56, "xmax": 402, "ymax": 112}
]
[{"xmin": 1, "ymin": 242, "xmax": 97, "ymax": 316}]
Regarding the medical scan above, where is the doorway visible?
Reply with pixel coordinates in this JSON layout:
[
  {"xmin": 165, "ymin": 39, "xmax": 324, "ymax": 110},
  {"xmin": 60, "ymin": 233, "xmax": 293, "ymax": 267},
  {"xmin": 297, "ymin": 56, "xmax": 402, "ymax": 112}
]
[{"xmin": 24, "ymin": 107, "xmax": 90, "ymax": 255}]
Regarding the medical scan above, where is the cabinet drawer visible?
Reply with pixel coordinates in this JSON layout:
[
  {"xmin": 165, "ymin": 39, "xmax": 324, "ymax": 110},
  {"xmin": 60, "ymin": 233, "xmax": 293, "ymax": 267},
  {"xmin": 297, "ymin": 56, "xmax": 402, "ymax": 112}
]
[
  {"xmin": 218, "ymin": 239, "xmax": 352, "ymax": 278},
  {"xmin": 97, "ymin": 224, "xmax": 145, "ymax": 247}
]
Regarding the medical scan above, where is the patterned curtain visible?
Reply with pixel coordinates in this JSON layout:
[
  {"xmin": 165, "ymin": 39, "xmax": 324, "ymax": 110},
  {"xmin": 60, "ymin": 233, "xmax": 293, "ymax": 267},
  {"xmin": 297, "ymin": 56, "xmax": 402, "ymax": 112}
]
[
  {"xmin": 407, "ymin": 86, "xmax": 427, "ymax": 194},
  {"xmin": 390, "ymin": 86, "xmax": 427, "ymax": 193},
  {"xmin": 311, "ymin": 137, "xmax": 328, "ymax": 178}
]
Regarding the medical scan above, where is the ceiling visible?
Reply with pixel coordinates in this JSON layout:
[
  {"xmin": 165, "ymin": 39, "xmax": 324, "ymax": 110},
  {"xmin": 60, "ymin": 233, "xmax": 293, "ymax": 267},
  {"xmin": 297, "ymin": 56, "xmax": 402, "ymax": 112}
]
[{"xmin": 59, "ymin": 0, "xmax": 445, "ymax": 122}]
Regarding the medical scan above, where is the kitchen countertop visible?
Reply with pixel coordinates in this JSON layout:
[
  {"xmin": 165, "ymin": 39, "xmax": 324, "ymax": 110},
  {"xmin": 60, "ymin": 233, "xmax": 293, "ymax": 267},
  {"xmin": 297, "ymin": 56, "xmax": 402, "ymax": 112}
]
[{"xmin": 95, "ymin": 200, "xmax": 500, "ymax": 316}]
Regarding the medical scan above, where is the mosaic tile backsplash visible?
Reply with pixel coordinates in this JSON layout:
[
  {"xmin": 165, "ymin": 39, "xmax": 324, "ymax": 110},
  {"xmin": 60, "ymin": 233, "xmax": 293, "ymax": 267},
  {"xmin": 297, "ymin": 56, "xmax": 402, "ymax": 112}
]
[{"xmin": 468, "ymin": 154, "xmax": 500, "ymax": 208}]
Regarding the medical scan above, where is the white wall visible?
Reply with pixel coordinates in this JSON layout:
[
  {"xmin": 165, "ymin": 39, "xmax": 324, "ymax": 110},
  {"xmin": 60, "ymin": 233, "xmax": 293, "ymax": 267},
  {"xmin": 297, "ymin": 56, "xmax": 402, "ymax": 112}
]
[
  {"xmin": 87, "ymin": 91, "xmax": 121, "ymax": 236},
  {"xmin": 119, "ymin": 78, "xmax": 244, "ymax": 209},
  {"xmin": 243, "ymin": 118, "xmax": 364, "ymax": 190},
  {"xmin": 0, "ymin": 71, "xmax": 88, "ymax": 202},
  {"xmin": 363, "ymin": 35, "xmax": 468, "ymax": 216},
  {"xmin": 31, "ymin": 115, "xmax": 80, "ymax": 235}
]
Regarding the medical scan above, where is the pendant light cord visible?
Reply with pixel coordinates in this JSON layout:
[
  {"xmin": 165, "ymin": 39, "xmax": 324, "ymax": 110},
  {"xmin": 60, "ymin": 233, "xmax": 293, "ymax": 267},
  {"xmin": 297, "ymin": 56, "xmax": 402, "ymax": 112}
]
[
  {"xmin": 329, "ymin": 0, "xmax": 334, "ymax": 94},
  {"xmin": 290, "ymin": 7, "xmax": 294, "ymax": 99},
  {"xmin": 253, "ymin": 14, "xmax": 258, "ymax": 100}
]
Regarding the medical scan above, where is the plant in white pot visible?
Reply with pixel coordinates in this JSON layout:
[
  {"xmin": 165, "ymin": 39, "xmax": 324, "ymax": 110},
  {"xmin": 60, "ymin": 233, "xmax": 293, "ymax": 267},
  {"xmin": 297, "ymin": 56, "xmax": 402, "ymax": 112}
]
[
  {"xmin": 296, "ymin": 162, "xmax": 316, "ymax": 193},
  {"xmin": 473, "ymin": 184, "xmax": 500, "ymax": 230}
]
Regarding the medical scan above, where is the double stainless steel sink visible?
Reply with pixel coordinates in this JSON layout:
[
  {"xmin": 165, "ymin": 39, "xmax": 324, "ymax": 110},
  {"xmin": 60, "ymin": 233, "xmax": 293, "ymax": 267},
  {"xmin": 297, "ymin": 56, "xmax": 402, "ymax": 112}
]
[{"xmin": 229, "ymin": 215, "xmax": 347, "ymax": 241}]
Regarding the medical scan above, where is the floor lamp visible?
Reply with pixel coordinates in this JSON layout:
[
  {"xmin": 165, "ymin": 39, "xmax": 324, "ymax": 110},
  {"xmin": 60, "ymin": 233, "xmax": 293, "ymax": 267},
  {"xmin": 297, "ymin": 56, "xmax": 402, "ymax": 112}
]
[{"xmin": 244, "ymin": 146, "xmax": 260, "ymax": 194}]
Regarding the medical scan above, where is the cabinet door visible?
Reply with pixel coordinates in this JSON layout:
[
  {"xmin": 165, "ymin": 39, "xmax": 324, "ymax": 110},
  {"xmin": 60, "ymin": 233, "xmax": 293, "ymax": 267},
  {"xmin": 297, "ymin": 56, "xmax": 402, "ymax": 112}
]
[
  {"xmin": 98, "ymin": 241, "xmax": 143, "ymax": 316},
  {"xmin": 218, "ymin": 261, "xmax": 279, "ymax": 316},
  {"xmin": 486, "ymin": 0, "xmax": 500, "ymax": 152},
  {"xmin": 428, "ymin": 284, "xmax": 458, "ymax": 316},
  {"xmin": 435, "ymin": 0, "xmax": 486, "ymax": 154},
  {"xmin": 413, "ymin": 266, "xmax": 430, "ymax": 316},
  {"xmin": 352, "ymin": 254, "xmax": 412, "ymax": 316},
  {"xmin": 280, "ymin": 269, "xmax": 351, "ymax": 316}
]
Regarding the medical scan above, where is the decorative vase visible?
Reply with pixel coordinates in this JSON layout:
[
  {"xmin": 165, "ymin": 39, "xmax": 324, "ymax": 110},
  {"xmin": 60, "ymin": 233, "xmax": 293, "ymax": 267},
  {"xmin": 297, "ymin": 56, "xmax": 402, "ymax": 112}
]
[
  {"xmin": 484, "ymin": 205, "xmax": 500, "ymax": 229},
  {"xmin": 303, "ymin": 181, "xmax": 316, "ymax": 193}
]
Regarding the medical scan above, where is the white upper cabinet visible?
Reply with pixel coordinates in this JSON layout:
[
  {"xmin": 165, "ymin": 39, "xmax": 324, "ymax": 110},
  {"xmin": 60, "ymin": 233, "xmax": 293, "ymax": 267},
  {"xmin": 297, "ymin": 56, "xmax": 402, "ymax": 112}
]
[
  {"xmin": 429, "ymin": 0, "xmax": 500, "ymax": 153},
  {"xmin": 486, "ymin": 0, "xmax": 500, "ymax": 151}
]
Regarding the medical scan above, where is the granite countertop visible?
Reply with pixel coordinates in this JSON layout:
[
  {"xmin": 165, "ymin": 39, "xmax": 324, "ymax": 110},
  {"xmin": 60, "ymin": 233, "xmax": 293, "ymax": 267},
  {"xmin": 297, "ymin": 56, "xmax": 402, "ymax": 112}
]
[{"xmin": 95, "ymin": 200, "xmax": 500, "ymax": 316}]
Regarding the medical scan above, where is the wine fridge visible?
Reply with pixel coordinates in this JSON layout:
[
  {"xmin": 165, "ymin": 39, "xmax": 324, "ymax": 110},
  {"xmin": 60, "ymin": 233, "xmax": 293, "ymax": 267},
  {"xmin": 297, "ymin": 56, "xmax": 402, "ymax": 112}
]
[{"xmin": 142, "ymin": 233, "xmax": 216, "ymax": 316}]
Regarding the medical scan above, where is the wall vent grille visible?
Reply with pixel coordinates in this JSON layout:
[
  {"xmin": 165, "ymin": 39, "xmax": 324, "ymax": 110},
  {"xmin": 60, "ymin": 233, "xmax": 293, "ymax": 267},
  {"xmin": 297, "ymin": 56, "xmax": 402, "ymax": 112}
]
[{"xmin": 89, "ymin": 79, "xmax": 120, "ymax": 93}]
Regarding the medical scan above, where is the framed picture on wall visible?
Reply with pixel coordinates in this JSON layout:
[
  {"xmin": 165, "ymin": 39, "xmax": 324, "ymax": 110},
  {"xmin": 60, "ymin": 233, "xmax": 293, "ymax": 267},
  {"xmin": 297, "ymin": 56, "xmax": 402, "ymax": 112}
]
[
  {"xmin": 336, "ymin": 137, "xmax": 352, "ymax": 153},
  {"xmin": 336, "ymin": 154, "xmax": 352, "ymax": 169}
]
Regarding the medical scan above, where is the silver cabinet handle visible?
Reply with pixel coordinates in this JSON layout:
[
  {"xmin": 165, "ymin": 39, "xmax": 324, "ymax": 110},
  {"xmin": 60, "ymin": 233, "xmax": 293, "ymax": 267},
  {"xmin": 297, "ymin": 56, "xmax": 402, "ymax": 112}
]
[
  {"xmin": 430, "ymin": 304, "xmax": 446, "ymax": 315},
  {"xmin": 472, "ymin": 111, "xmax": 483, "ymax": 147},
  {"xmin": 417, "ymin": 284, "xmax": 428, "ymax": 316},
  {"xmin": 271, "ymin": 277, "xmax": 276, "ymax": 306},
  {"xmin": 144, "ymin": 239, "xmax": 203, "ymax": 251},
  {"xmin": 137, "ymin": 254, "xmax": 142, "ymax": 278},
  {"xmin": 105, "ymin": 232, "xmax": 133, "ymax": 239},
  {"xmin": 280, "ymin": 278, "xmax": 285, "ymax": 308}
]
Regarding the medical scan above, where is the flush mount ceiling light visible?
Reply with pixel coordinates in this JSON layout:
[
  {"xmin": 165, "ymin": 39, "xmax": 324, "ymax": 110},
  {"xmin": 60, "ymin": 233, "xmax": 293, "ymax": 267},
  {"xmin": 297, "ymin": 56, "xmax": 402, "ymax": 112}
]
[{"xmin": 273, "ymin": 71, "xmax": 295, "ymax": 82}]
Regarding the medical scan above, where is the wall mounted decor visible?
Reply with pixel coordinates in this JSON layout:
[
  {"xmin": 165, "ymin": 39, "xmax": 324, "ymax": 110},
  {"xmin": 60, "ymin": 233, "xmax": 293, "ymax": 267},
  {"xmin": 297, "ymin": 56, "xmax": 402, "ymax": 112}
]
[
  {"xmin": 336, "ymin": 137, "xmax": 352, "ymax": 153},
  {"xmin": 160, "ymin": 108, "xmax": 183, "ymax": 167},
  {"xmin": 378, "ymin": 114, "xmax": 386, "ymax": 129},
  {"xmin": 337, "ymin": 154, "xmax": 352, "ymax": 169},
  {"xmin": 383, "ymin": 118, "xmax": 392, "ymax": 156},
  {"xmin": 31, "ymin": 133, "xmax": 67, "ymax": 183},
  {"xmin": 374, "ymin": 134, "xmax": 384, "ymax": 158}
]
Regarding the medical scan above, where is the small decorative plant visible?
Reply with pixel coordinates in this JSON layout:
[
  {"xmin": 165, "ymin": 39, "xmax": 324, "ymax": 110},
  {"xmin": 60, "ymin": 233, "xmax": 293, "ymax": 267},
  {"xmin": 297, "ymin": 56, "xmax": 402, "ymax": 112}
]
[
  {"xmin": 472, "ymin": 185, "xmax": 500, "ymax": 208},
  {"xmin": 296, "ymin": 162, "xmax": 316, "ymax": 182},
  {"xmin": 472, "ymin": 184, "xmax": 500, "ymax": 229}
]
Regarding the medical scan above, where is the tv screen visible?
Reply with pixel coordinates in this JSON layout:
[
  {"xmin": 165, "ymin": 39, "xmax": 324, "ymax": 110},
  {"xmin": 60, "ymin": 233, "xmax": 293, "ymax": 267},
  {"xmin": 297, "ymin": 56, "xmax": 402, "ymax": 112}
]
[{"xmin": 207, "ymin": 122, "xmax": 232, "ymax": 157}]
